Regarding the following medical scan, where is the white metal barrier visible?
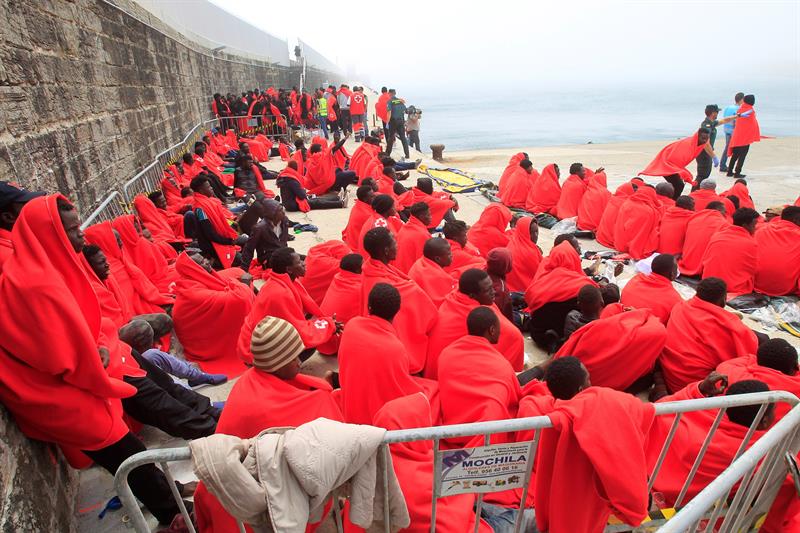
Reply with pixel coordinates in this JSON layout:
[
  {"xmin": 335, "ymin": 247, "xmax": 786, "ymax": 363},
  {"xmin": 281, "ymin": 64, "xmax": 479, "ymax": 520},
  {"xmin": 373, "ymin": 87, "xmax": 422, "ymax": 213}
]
[
  {"xmin": 79, "ymin": 191, "xmax": 127, "ymax": 230},
  {"xmin": 113, "ymin": 391, "xmax": 799, "ymax": 533}
]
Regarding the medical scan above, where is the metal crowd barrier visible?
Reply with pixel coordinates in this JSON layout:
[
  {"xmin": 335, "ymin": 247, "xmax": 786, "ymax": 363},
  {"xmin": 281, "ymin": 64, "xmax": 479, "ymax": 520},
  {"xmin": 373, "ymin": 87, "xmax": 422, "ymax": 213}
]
[
  {"xmin": 122, "ymin": 161, "xmax": 163, "ymax": 203},
  {"xmin": 113, "ymin": 391, "xmax": 800, "ymax": 533},
  {"xmin": 219, "ymin": 114, "xmax": 289, "ymax": 138},
  {"xmin": 79, "ymin": 190, "xmax": 127, "ymax": 230}
]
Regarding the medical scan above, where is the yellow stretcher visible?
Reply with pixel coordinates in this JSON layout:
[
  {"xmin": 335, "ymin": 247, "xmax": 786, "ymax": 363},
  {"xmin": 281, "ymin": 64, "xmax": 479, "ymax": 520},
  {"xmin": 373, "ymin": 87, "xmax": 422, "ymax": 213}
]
[{"xmin": 418, "ymin": 164, "xmax": 491, "ymax": 194}]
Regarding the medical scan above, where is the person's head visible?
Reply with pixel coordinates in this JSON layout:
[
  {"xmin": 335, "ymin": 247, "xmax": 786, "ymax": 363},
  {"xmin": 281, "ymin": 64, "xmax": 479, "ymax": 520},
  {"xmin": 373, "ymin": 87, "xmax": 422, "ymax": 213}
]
[
  {"xmin": 704, "ymin": 104, "xmax": 720, "ymax": 120},
  {"xmin": 423, "ymin": 238, "xmax": 453, "ymax": 268},
  {"xmin": 459, "ymin": 268, "xmax": 495, "ymax": 305},
  {"xmin": 520, "ymin": 159, "xmax": 534, "ymax": 174},
  {"xmin": 725, "ymin": 380, "xmax": 775, "ymax": 430},
  {"xmin": 363, "ymin": 227, "xmax": 397, "ymax": 262},
  {"xmin": 756, "ymin": 338, "xmax": 799, "ymax": 376},
  {"xmin": 56, "ymin": 197, "xmax": 84, "ymax": 253},
  {"xmin": 600, "ymin": 283, "xmax": 620, "ymax": 305},
  {"xmin": 262, "ymin": 199, "xmax": 285, "ymax": 226},
  {"xmin": 287, "ymin": 160, "xmax": 299, "ymax": 171},
  {"xmin": 82, "ymin": 244, "xmax": 110, "ymax": 280},
  {"xmin": 727, "ymin": 195, "xmax": 740, "ymax": 210},
  {"xmin": 544, "ymin": 356, "xmax": 591, "ymax": 400},
  {"xmin": 250, "ymin": 316, "xmax": 304, "ymax": 380},
  {"xmin": 697, "ymin": 128, "xmax": 710, "ymax": 144},
  {"xmin": 0, "ymin": 182, "xmax": 44, "ymax": 231},
  {"xmin": 189, "ymin": 252, "xmax": 213, "ymax": 273},
  {"xmin": 389, "ymin": 89, "xmax": 396, "ymax": 96},
  {"xmin": 214, "ymin": 92, "xmax": 221, "ymax": 100},
  {"xmin": 706, "ymin": 200, "xmax": 726, "ymax": 216},
  {"xmin": 333, "ymin": 131, "xmax": 341, "ymax": 143},
  {"xmin": 408, "ymin": 202, "xmax": 432, "ymax": 226},
  {"xmin": 236, "ymin": 154, "xmax": 253, "ymax": 169},
  {"xmin": 294, "ymin": 138, "xmax": 305, "ymax": 150},
  {"xmin": 466, "ymin": 306, "xmax": 501, "ymax": 344},
  {"xmin": 382, "ymin": 167, "xmax": 397, "ymax": 182},
  {"xmin": 569, "ymin": 163, "xmax": 585, "ymax": 178},
  {"xmin": 675, "ymin": 195, "xmax": 695, "ymax": 211},
  {"xmin": 356, "ymin": 185, "xmax": 376, "ymax": 205},
  {"xmin": 524, "ymin": 218, "xmax": 539, "ymax": 244},
  {"xmin": 781, "ymin": 206, "xmax": 800, "ymax": 226},
  {"xmin": 361, "ymin": 177, "xmax": 379, "ymax": 192},
  {"xmin": 443, "ymin": 219, "xmax": 469, "ymax": 246},
  {"xmin": 240, "ymin": 142, "xmax": 251, "ymax": 155},
  {"xmin": 652, "ymin": 253, "xmax": 678, "ymax": 281},
  {"xmin": 416, "ymin": 177, "xmax": 434, "ymax": 195},
  {"xmin": 364, "ymin": 136, "xmax": 381, "ymax": 146},
  {"xmin": 147, "ymin": 190, "xmax": 167, "ymax": 210},
  {"xmin": 371, "ymin": 194, "xmax": 397, "ymax": 218},
  {"xmin": 180, "ymin": 187, "xmax": 193, "ymax": 198},
  {"xmin": 699, "ymin": 179, "xmax": 717, "ymax": 191},
  {"xmin": 194, "ymin": 142, "xmax": 206, "ymax": 156},
  {"xmin": 655, "ymin": 182, "xmax": 675, "ymax": 199},
  {"xmin": 696, "ymin": 277, "xmax": 728, "ymax": 307},
  {"xmin": 577, "ymin": 284, "xmax": 603, "ymax": 318},
  {"xmin": 270, "ymin": 246, "xmax": 305, "ymax": 279},
  {"xmin": 486, "ymin": 247, "xmax": 512, "ymax": 277},
  {"xmin": 190, "ymin": 175, "xmax": 214, "ymax": 197},
  {"xmin": 732, "ymin": 207, "xmax": 760, "ymax": 234},
  {"xmin": 182, "ymin": 153, "xmax": 194, "ymax": 165},
  {"xmin": 381, "ymin": 86, "xmax": 388, "ymax": 94},
  {"xmin": 743, "ymin": 94, "xmax": 755, "ymax": 106},
  {"xmin": 734, "ymin": 92, "xmax": 745, "ymax": 104},
  {"xmin": 309, "ymin": 144, "xmax": 322, "ymax": 154},
  {"xmin": 340, "ymin": 253, "xmax": 363, "ymax": 274},
  {"xmin": 553, "ymin": 233, "xmax": 580, "ymax": 255},
  {"xmin": 368, "ymin": 282, "xmax": 401, "ymax": 322}
]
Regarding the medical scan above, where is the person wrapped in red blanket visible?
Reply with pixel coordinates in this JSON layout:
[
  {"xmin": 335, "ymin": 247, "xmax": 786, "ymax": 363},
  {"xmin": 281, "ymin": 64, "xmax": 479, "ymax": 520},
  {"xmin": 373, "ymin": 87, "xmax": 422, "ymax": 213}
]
[
  {"xmin": 409, "ymin": 177, "xmax": 456, "ymax": 228},
  {"xmin": 239, "ymin": 247, "xmax": 341, "ymax": 364},
  {"xmin": 620, "ymin": 253, "xmax": 682, "ymax": 324},
  {"xmin": 640, "ymin": 128, "xmax": 712, "ymax": 198},
  {"xmin": 701, "ymin": 207, "xmax": 759, "ymax": 297},
  {"xmin": 321, "ymin": 254, "xmax": 363, "ymax": 324},
  {"xmin": 173, "ymin": 253, "xmax": 255, "ymax": 377},
  {"xmin": 467, "ymin": 203, "xmax": 512, "ymax": 257},
  {"xmin": 395, "ymin": 202, "xmax": 432, "ymax": 273},
  {"xmin": 660, "ymin": 277, "xmax": 759, "ymax": 393},
  {"xmin": 341, "ymin": 185, "xmax": 376, "ymax": 250},
  {"xmin": 497, "ymin": 152, "xmax": 527, "ymax": 193},
  {"xmin": 595, "ymin": 180, "xmax": 638, "ymax": 248},
  {"xmin": 612, "ymin": 184, "xmax": 662, "ymax": 260},
  {"xmin": 499, "ymin": 158, "xmax": 538, "ymax": 209},
  {"xmin": 754, "ymin": 206, "xmax": 800, "ymax": 296},
  {"xmin": 195, "ymin": 316, "xmax": 343, "ymax": 533},
  {"xmin": 442, "ymin": 219, "xmax": 486, "ymax": 279},
  {"xmin": 721, "ymin": 178, "xmax": 755, "ymax": 210},
  {"xmin": 302, "ymin": 240, "xmax": 352, "ymax": 305},
  {"xmin": 525, "ymin": 163, "xmax": 560, "ymax": 214},
  {"xmin": 505, "ymin": 216, "xmax": 542, "ymax": 293},
  {"xmin": 357, "ymin": 194, "xmax": 405, "ymax": 256},
  {"xmin": 727, "ymin": 94, "xmax": 760, "ymax": 178},
  {"xmin": 536, "ymin": 357, "xmax": 655, "ymax": 533},
  {"xmin": 426, "ymin": 268, "xmax": 524, "ymax": 379},
  {"xmin": 657, "ymin": 195, "xmax": 695, "ymax": 255},
  {"xmin": 340, "ymin": 282, "xmax": 439, "ymax": 425},
  {"xmin": 360, "ymin": 227, "xmax": 438, "ymax": 374},
  {"xmin": 134, "ymin": 192, "xmax": 189, "ymax": 243},
  {"xmin": 112, "ymin": 215, "xmax": 178, "ymax": 294},
  {"xmin": 189, "ymin": 175, "xmax": 241, "ymax": 269},
  {"xmin": 408, "ymin": 238, "xmax": 456, "ymax": 308},
  {"xmin": 556, "ymin": 163, "xmax": 594, "ymax": 219},
  {"xmin": 677, "ymin": 202, "xmax": 729, "ymax": 276},
  {"xmin": 577, "ymin": 169, "xmax": 611, "ymax": 231}
]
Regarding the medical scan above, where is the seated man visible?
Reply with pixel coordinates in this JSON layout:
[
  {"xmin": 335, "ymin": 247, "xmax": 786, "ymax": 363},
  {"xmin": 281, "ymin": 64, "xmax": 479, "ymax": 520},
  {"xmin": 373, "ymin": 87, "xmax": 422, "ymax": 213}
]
[
  {"xmin": 660, "ymin": 277, "xmax": 759, "ymax": 393},
  {"xmin": 111, "ymin": 215, "xmax": 177, "ymax": 293},
  {"xmin": 467, "ymin": 203, "xmax": 512, "ymax": 257},
  {"xmin": 134, "ymin": 191, "xmax": 188, "ymax": 242},
  {"xmin": 357, "ymin": 194, "xmax": 405, "ymax": 254},
  {"xmin": 0, "ymin": 182, "xmax": 44, "ymax": 271},
  {"xmin": 321, "ymin": 253, "xmax": 363, "ymax": 324},
  {"xmin": 190, "ymin": 175, "xmax": 246, "ymax": 269},
  {"xmin": 442, "ymin": 219, "xmax": 486, "ymax": 279},
  {"xmin": 339, "ymin": 283, "xmax": 439, "ymax": 425},
  {"xmin": 499, "ymin": 158, "xmax": 537, "ymax": 209},
  {"xmin": 506, "ymin": 216, "xmax": 542, "ymax": 293},
  {"xmin": 341, "ymin": 185, "xmax": 375, "ymax": 250},
  {"xmin": 677, "ymin": 201, "xmax": 729, "ymax": 276},
  {"xmin": 555, "ymin": 163, "xmax": 590, "ymax": 219},
  {"xmin": 654, "ymin": 182, "xmax": 676, "ymax": 209},
  {"xmin": 232, "ymin": 154, "xmax": 266, "ymax": 196},
  {"xmin": 239, "ymin": 247, "xmax": 341, "ymax": 364},
  {"xmin": 536, "ymin": 357, "xmax": 654, "ymax": 533},
  {"xmin": 395, "ymin": 202, "xmax": 433, "ymax": 273},
  {"xmin": 525, "ymin": 163, "xmax": 560, "ymax": 215},
  {"xmin": 701, "ymin": 207, "xmax": 760, "ymax": 296},
  {"xmin": 409, "ymin": 177, "xmax": 456, "ymax": 228},
  {"xmin": 612, "ymin": 184, "xmax": 662, "ymax": 260},
  {"xmin": 486, "ymin": 248, "xmax": 514, "ymax": 321},
  {"xmin": 576, "ymin": 169, "xmax": 611, "ymax": 231},
  {"xmin": 240, "ymin": 199, "xmax": 290, "ymax": 271},
  {"xmin": 563, "ymin": 284, "xmax": 604, "ymax": 340},
  {"xmin": 555, "ymin": 305, "xmax": 667, "ymax": 392},
  {"xmin": 721, "ymin": 178, "xmax": 755, "ymax": 210},
  {"xmin": 439, "ymin": 307, "xmax": 538, "ymax": 448},
  {"xmin": 754, "ymin": 206, "xmax": 800, "ymax": 296},
  {"xmin": 408, "ymin": 238, "xmax": 456, "ymax": 308},
  {"xmin": 689, "ymin": 178, "xmax": 732, "ymax": 212},
  {"xmin": 301, "ymin": 240, "xmax": 352, "ymax": 305},
  {"xmin": 173, "ymin": 252, "xmax": 255, "ymax": 376},
  {"xmin": 360, "ymin": 227, "xmax": 438, "ymax": 374},
  {"xmin": 276, "ymin": 160, "xmax": 344, "ymax": 212},
  {"xmin": 657, "ymin": 195, "xmax": 695, "ymax": 255},
  {"xmin": 426, "ymin": 268, "xmax": 524, "ymax": 379},
  {"xmin": 305, "ymin": 136, "xmax": 356, "ymax": 195},
  {"xmin": 595, "ymin": 180, "xmax": 638, "ymax": 247},
  {"xmin": 620, "ymin": 253, "xmax": 682, "ymax": 324},
  {"xmin": 195, "ymin": 316, "xmax": 343, "ymax": 533}
]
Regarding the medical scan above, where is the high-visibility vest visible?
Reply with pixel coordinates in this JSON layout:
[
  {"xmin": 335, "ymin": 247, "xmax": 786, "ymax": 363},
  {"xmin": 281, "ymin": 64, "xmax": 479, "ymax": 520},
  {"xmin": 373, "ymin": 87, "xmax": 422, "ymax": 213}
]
[{"xmin": 317, "ymin": 97, "xmax": 328, "ymax": 117}]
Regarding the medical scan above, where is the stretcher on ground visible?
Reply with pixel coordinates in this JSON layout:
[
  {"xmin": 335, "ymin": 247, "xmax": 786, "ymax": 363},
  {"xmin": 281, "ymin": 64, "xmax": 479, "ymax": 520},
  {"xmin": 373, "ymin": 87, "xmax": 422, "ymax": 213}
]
[{"xmin": 418, "ymin": 164, "xmax": 491, "ymax": 194}]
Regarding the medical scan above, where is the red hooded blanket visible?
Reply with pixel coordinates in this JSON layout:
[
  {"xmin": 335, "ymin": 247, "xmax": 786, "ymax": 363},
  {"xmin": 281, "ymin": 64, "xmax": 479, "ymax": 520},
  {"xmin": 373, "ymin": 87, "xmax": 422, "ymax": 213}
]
[
  {"xmin": 302, "ymin": 240, "xmax": 352, "ymax": 305},
  {"xmin": 112, "ymin": 215, "xmax": 178, "ymax": 294},
  {"xmin": 754, "ymin": 219, "xmax": 800, "ymax": 296},
  {"xmin": 640, "ymin": 131, "xmax": 707, "ymax": 183},
  {"xmin": 443, "ymin": 239, "xmax": 486, "ymax": 280},
  {"xmin": 467, "ymin": 203, "xmax": 512, "ymax": 257},
  {"xmin": 657, "ymin": 205, "xmax": 695, "ymax": 255},
  {"xmin": 701, "ymin": 224, "xmax": 758, "ymax": 296},
  {"xmin": 342, "ymin": 200, "xmax": 373, "ymax": 251},
  {"xmin": 525, "ymin": 164, "xmax": 560, "ymax": 214},
  {"xmin": 577, "ymin": 171, "xmax": 611, "ymax": 230},
  {"xmin": 677, "ymin": 209, "xmax": 729, "ymax": 276},
  {"xmin": 320, "ymin": 269, "xmax": 362, "ymax": 324},
  {"xmin": 395, "ymin": 217, "xmax": 431, "ymax": 273},
  {"xmin": 497, "ymin": 152, "xmax": 526, "ymax": 193},
  {"xmin": 728, "ymin": 103, "xmax": 760, "ymax": 154},
  {"xmin": 500, "ymin": 166, "xmax": 538, "ymax": 209},
  {"xmin": 506, "ymin": 217, "xmax": 542, "ymax": 292},
  {"xmin": 595, "ymin": 182, "xmax": 636, "ymax": 248},
  {"xmin": 612, "ymin": 187, "xmax": 662, "ymax": 260},
  {"xmin": 409, "ymin": 187, "xmax": 456, "ymax": 228},
  {"xmin": 555, "ymin": 173, "xmax": 588, "ymax": 220},
  {"xmin": 524, "ymin": 241, "xmax": 597, "ymax": 313},
  {"xmin": 192, "ymin": 193, "xmax": 238, "ymax": 269},
  {"xmin": 408, "ymin": 256, "xmax": 456, "ymax": 308},
  {"xmin": 620, "ymin": 272, "xmax": 682, "ymax": 324}
]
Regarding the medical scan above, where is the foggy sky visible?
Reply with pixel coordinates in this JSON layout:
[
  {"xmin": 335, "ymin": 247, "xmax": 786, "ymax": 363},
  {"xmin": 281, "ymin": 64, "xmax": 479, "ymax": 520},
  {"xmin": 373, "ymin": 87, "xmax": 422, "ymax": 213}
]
[{"xmin": 210, "ymin": 0, "xmax": 799, "ymax": 92}]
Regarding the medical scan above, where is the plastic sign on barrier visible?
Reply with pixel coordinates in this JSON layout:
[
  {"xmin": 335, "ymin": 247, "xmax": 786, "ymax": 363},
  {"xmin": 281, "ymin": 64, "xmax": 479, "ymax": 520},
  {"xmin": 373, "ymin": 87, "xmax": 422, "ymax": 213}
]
[{"xmin": 438, "ymin": 442, "xmax": 532, "ymax": 496}]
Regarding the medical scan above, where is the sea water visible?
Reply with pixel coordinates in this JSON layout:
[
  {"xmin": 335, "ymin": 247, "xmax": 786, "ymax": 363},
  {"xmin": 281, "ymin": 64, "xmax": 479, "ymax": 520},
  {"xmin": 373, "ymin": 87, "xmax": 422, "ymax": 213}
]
[{"xmin": 398, "ymin": 81, "xmax": 800, "ymax": 152}]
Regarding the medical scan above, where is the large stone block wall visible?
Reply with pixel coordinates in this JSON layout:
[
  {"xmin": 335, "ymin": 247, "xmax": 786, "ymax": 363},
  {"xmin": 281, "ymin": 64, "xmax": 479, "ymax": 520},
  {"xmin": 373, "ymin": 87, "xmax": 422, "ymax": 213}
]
[{"xmin": 0, "ymin": 0, "xmax": 340, "ymax": 215}]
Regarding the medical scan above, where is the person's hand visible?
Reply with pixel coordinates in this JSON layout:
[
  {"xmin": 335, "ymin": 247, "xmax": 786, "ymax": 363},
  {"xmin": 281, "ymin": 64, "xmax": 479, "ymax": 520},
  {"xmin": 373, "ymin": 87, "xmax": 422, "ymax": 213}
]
[
  {"xmin": 614, "ymin": 263, "xmax": 624, "ymax": 277},
  {"xmin": 595, "ymin": 167, "xmax": 605, "ymax": 174},
  {"xmin": 239, "ymin": 273, "xmax": 253, "ymax": 286},
  {"xmin": 235, "ymin": 233, "xmax": 249, "ymax": 246},
  {"xmin": 699, "ymin": 371, "xmax": 728, "ymax": 397},
  {"xmin": 739, "ymin": 110, "xmax": 753, "ymax": 117},
  {"xmin": 452, "ymin": 197, "xmax": 460, "ymax": 211},
  {"xmin": 590, "ymin": 258, "xmax": 603, "ymax": 275},
  {"xmin": 99, "ymin": 347, "xmax": 110, "ymax": 369},
  {"xmin": 333, "ymin": 315, "xmax": 344, "ymax": 335},
  {"xmin": 712, "ymin": 156, "xmax": 720, "ymax": 168}
]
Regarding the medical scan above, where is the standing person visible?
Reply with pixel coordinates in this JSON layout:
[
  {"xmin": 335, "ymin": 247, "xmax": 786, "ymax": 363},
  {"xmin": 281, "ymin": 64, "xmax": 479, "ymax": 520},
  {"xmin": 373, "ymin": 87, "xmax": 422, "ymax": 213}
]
[
  {"xmin": 376, "ymin": 86, "xmax": 391, "ymax": 140},
  {"xmin": 719, "ymin": 92, "xmax": 745, "ymax": 173},
  {"xmin": 316, "ymin": 90, "xmax": 330, "ymax": 139},
  {"xmin": 695, "ymin": 105, "xmax": 740, "ymax": 187},
  {"xmin": 385, "ymin": 89, "xmax": 411, "ymax": 160},
  {"xmin": 640, "ymin": 128, "xmax": 714, "ymax": 199},
  {"xmin": 727, "ymin": 94, "xmax": 759, "ymax": 179},
  {"xmin": 350, "ymin": 86, "xmax": 367, "ymax": 141},
  {"xmin": 406, "ymin": 106, "xmax": 422, "ymax": 152},
  {"xmin": 337, "ymin": 84, "xmax": 352, "ymax": 134}
]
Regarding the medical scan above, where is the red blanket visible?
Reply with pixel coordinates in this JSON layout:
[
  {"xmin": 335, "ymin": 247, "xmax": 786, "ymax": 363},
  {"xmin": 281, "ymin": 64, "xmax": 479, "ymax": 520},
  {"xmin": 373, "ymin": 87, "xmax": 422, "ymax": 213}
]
[
  {"xmin": 497, "ymin": 152, "xmax": 526, "ymax": 193},
  {"xmin": 754, "ymin": 219, "xmax": 800, "ymax": 296},
  {"xmin": 192, "ymin": 193, "xmax": 238, "ymax": 269},
  {"xmin": 525, "ymin": 241, "xmax": 597, "ymax": 312},
  {"xmin": 555, "ymin": 309, "xmax": 666, "ymax": 391},
  {"xmin": 112, "ymin": 215, "xmax": 177, "ymax": 294},
  {"xmin": 0, "ymin": 227, "xmax": 12, "ymax": 272},
  {"xmin": 0, "ymin": 195, "xmax": 135, "ymax": 465},
  {"xmin": 536, "ymin": 387, "xmax": 655, "ymax": 533},
  {"xmin": 500, "ymin": 166, "xmax": 538, "ymax": 209},
  {"xmin": 701, "ymin": 224, "xmax": 758, "ymax": 296},
  {"xmin": 677, "ymin": 209, "xmax": 729, "ymax": 276},
  {"xmin": 577, "ymin": 171, "xmax": 611, "ymax": 230},
  {"xmin": 525, "ymin": 163, "xmax": 561, "ymax": 214},
  {"xmin": 341, "ymin": 200, "xmax": 373, "ymax": 251},
  {"xmin": 620, "ymin": 272, "xmax": 682, "ymax": 324},
  {"xmin": 612, "ymin": 187, "xmax": 662, "ymax": 259},
  {"xmin": 720, "ymin": 181, "xmax": 755, "ymax": 210},
  {"xmin": 339, "ymin": 316, "xmax": 439, "ymax": 425},
  {"xmin": 195, "ymin": 370, "xmax": 341, "ymax": 533},
  {"xmin": 408, "ymin": 256, "xmax": 456, "ymax": 307},
  {"xmin": 133, "ymin": 194, "xmax": 186, "ymax": 241},
  {"xmin": 729, "ymin": 103, "xmax": 761, "ymax": 153},
  {"xmin": 408, "ymin": 187, "xmax": 455, "ymax": 228},
  {"xmin": 556, "ymin": 173, "xmax": 588, "ymax": 219},
  {"xmin": 82, "ymin": 255, "xmax": 126, "ymax": 329},
  {"xmin": 443, "ymin": 239, "xmax": 486, "ymax": 280},
  {"xmin": 320, "ymin": 269, "xmax": 362, "ymax": 324},
  {"xmin": 395, "ymin": 217, "xmax": 431, "ymax": 273},
  {"xmin": 719, "ymin": 355, "xmax": 800, "ymax": 420},
  {"xmin": 640, "ymin": 131, "xmax": 707, "ymax": 183},
  {"xmin": 173, "ymin": 253, "xmax": 254, "ymax": 377},
  {"xmin": 467, "ymin": 203, "xmax": 512, "ymax": 257},
  {"xmin": 360, "ymin": 259, "xmax": 438, "ymax": 374},
  {"xmin": 425, "ymin": 291, "xmax": 523, "ymax": 379},
  {"xmin": 660, "ymin": 296, "xmax": 758, "ymax": 393},
  {"xmin": 305, "ymin": 150, "xmax": 336, "ymax": 195},
  {"xmin": 595, "ymin": 182, "xmax": 636, "ymax": 248},
  {"xmin": 506, "ymin": 217, "xmax": 543, "ymax": 292},
  {"xmin": 302, "ymin": 240, "xmax": 352, "ymax": 305},
  {"xmin": 689, "ymin": 188, "xmax": 725, "ymax": 212},
  {"xmin": 238, "ymin": 271, "xmax": 338, "ymax": 363},
  {"xmin": 657, "ymin": 205, "xmax": 695, "ymax": 255},
  {"xmin": 358, "ymin": 212, "xmax": 404, "ymax": 256}
]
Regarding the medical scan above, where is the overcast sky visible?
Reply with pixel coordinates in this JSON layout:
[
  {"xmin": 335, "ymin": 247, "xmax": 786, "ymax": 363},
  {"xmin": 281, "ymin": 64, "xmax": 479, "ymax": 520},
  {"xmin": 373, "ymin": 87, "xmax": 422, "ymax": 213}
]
[{"xmin": 210, "ymin": 0, "xmax": 799, "ymax": 92}]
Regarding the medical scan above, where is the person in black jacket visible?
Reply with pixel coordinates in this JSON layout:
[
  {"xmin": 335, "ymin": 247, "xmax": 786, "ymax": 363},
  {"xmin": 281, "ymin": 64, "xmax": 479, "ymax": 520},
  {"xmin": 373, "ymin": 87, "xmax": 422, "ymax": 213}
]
[
  {"xmin": 241, "ymin": 199, "xmax": 290, "ymax": 269},
  {"xmin": 276, "ymin": 161, "xmax": 344, "ymax": 212}
]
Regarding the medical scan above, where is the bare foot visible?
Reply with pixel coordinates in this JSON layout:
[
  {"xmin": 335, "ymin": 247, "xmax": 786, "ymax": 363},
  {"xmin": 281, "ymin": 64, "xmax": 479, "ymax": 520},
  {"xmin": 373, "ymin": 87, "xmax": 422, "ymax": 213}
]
[{"xmin": 179, "ymin": 481, "xmax": 198, "ymax": 497}]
